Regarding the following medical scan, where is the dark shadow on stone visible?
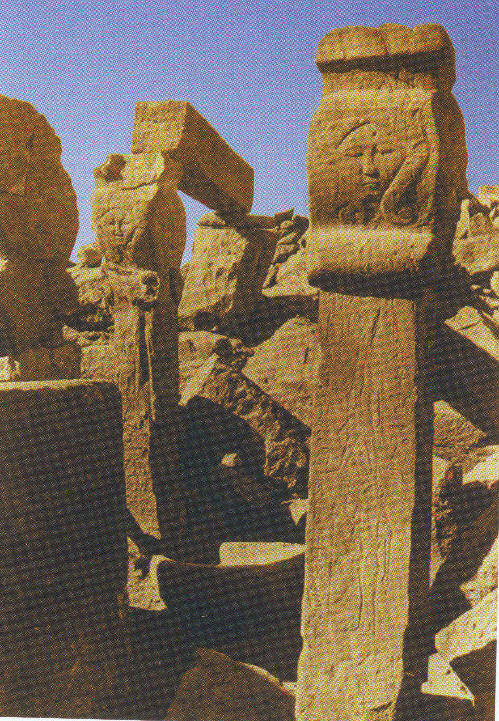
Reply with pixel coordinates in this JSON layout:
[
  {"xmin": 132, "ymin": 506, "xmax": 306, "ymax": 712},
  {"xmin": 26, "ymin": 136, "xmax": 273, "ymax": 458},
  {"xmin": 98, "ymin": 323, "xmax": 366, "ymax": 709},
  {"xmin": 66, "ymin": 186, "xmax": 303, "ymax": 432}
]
[
  {"xmin": 393, "ymin": 391, "xmax": 441, "ymax": 720},
  {"xmin": 217, "ymin": 294, "xmax": 318, "ymax": 347},
  {"xmin": 428, "ymin": 500, "xmax": 497, "ymax": 632},
  {"xmin": 0, "ymin": 305, "xmax": 16, "ymax": 355},
  {"xmin": 127, "ymin": 608, "xmax": 195, "ymax": 719},
  {"xmin": 156, "ymin": 554, "xmax": 304, "ymax": 681},
  {"xmin": 394, "ymin": 498, "xmax": 497, "ymax": 720},
  {"xmin": 435, "ymin": 470, "xmax": 497, "ymax": 558},
  {"xmin": 451, "ymin": 640, "xmax": 496, "ymax": 721},
  {"xmin": 431, "ymin": 323, "xmax": 499, "ymax": 441},
  {"xmin": 178, "ymin": 397, "xmax": 266, "ymax": 482},
  {"xmin": 153, "ymin": 400, "xmax": 304, "ymax": 562}
]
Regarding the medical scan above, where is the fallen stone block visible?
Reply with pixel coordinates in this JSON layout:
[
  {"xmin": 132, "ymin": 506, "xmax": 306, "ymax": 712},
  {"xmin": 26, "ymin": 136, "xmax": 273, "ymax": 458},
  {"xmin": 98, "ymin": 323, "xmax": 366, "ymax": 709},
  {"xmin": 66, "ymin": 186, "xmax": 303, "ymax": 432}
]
[
  {"xmin": 478, "ymin": 185, "xmax": 499, "ymax": 229},
  {"xmin": 180, "ymin": 350, "xmax": 310, "ymax": 497},
  {"xmin": 434, "ymin": 321, "xmax": 499, "ymax": 440},
  {"xmin": 244, "ymin": 315, "xmax": 318, "ymax": 428},
  {"xmin": 165, "ymin": 648, "xmax": 295, "ymax": 721},
  {"xmin": 433, "ymin": 401, "xmax": 489, "ymax": 464},
  {"xmin": 178, "ymin": 329, "xmax": 227, "ymax": 393},
  {"xmin": 422, "ymin": 652, "xmax": 474, "ymax": 704},
  {"xmin": 165, "ymin": 447, "xmax": 304, "ymax": 563},
  {"xmin": 178, "ymin": 211, "xmax": 279, "ymax": 331},
  {"xmin": 460, "ymin": 538, "xmax": 498, "ymax": 608},
  {"xmin": 0, "ymin": 95, "xmax": 78, "ymax": 261},
  {"xmin": 453, "ymin": 194, "xmax": 499, "ymax": 275},
  {"xmin": 429, "ymin": 501, "xmax": 497, "ymax": 632}
]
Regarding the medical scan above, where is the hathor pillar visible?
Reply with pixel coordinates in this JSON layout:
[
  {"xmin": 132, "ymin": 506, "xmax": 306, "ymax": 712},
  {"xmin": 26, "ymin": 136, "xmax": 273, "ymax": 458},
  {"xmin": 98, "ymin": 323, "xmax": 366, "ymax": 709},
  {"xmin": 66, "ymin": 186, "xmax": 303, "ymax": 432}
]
[{"xmin": 297, "ymin": 24, "xmax": 468, "ymax": 721}]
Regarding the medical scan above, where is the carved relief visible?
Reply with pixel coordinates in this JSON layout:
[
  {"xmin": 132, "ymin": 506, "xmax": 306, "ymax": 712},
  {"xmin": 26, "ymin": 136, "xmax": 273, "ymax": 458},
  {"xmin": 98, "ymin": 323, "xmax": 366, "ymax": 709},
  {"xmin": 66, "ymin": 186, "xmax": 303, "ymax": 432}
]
[{"xmin": 308, "ymin": 91, "xmax": 436, "ymax": 231}]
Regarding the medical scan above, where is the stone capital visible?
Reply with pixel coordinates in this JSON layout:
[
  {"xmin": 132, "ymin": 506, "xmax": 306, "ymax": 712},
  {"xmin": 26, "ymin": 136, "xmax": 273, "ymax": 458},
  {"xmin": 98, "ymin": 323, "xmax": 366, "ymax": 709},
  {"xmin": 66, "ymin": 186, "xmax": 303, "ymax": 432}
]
[{"xmin": 306, "ymin": 24, "xmax": 468, "ymax": 295}]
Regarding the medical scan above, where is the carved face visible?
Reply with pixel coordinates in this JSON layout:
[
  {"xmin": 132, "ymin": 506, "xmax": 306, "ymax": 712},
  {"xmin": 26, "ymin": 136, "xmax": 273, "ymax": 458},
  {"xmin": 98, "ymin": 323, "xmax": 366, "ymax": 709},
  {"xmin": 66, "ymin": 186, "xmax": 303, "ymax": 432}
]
[
  {"xmin": 308, "ymin": 91, "xmax": 436, "ymax": 228},
  {"xmin": 337, "ymin": 123, "xmax": 404, "ymax": 193},
  {"xmin": 333, "ymin": 121, "xmax": 405, "ymax": 224}
]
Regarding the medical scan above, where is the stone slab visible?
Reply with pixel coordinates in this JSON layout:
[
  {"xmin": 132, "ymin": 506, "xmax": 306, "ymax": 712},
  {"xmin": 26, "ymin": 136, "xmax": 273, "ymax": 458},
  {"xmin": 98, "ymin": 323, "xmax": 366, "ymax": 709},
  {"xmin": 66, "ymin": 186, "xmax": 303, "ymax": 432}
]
[
  {"xmin": 132, "ymin": 101, "xmax": 254, "ymax": 213},
  {"xmin": 165, "ymin": 648, "xmax": 295, "ymax": 721},
  {"xmin": 0, "ymin": 95, "xmax": 78, "ymax": 261},
  {"xmin": 178, "ymin": 213, "xmax": 278, "ymax": 330},
  {"xmin": 219, "ymin": 541, "xmax": 305, "ymax": 566}
]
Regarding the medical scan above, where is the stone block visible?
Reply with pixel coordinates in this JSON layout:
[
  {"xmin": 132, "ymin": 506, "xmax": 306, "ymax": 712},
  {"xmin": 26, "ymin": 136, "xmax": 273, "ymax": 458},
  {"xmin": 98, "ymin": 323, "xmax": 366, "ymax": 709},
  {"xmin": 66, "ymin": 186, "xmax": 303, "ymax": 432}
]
[
  {"xmin": 0, "ymin": 95, "xmax": 78, "ymax": 261},
  {"xmin": 219, "ymin": 541, "xmax": 305, "ymax": 566},
  {"xmin": 180, "ymin": 351, "xmax": 310, "ymax": 497},
  {"xmin": 178, "ymin": 212, "xmax": 279, "ymax": 330},
  {"xmin": 132, "ymin": 100, "xmax": 254, "ymax": 213},
  {"xmin": 0, "ymin": 380, "xmax": 129, "ymax": 717},
  {"xmin": 165, "ymin": 648, "xmax": 295, "ymax": 721},
  {"xmin": 244, "ymin": 315, "xmax": 318, "ymax": 427},
  {"xmin": 0, "ymin": 97, "xmax": 79, "ymax": 375}
]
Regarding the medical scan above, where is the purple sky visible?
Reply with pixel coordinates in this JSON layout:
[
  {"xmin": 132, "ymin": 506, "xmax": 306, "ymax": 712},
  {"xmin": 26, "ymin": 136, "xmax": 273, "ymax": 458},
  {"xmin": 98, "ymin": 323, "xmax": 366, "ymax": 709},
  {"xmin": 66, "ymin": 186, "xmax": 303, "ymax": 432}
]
[{"xmin": 2, "ymin": 0, "xmax": 497, "ymax": 261}]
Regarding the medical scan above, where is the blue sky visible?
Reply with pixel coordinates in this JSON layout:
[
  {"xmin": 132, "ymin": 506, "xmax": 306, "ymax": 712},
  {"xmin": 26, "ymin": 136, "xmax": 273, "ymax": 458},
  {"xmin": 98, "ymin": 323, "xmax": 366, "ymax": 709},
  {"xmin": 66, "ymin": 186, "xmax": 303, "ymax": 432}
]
[{"xmin": 1, "ymin": 0, "xmax": 497, "ymax": 261}]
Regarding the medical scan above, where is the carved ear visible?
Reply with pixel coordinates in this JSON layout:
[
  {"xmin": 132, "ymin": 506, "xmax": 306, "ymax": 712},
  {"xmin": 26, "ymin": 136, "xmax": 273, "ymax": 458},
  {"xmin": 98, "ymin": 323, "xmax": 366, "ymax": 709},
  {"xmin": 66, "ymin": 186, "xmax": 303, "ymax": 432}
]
[{"xmin": 378, "ymin": 140, "xmax": 430, "ymax": 226}]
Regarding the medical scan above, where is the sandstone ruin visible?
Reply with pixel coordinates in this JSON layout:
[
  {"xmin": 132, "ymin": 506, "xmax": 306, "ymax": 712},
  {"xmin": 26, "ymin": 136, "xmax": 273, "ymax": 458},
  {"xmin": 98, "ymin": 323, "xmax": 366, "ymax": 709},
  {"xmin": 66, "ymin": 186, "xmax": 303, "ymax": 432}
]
[{"xmin": 0, "ymin": 21, "xmax": 496, "ymax": 721}]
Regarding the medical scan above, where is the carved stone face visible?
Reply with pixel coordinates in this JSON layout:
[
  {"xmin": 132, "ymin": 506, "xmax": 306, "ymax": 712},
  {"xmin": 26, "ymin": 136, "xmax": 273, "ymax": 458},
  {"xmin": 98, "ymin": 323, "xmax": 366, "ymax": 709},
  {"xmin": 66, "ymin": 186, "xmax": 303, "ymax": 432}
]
[
  {"xmin": 333, "ymin": 121, "xmax": 405, "ymax": 224},
  {"xmin": 308, "ymin": 92, "xmax": 435, "ymax": 228}
]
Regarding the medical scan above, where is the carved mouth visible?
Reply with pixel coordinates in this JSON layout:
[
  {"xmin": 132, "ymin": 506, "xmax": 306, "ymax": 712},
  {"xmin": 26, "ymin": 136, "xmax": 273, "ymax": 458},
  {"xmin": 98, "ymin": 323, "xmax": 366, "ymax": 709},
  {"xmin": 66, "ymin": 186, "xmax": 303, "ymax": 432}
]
[{"xmin": 362, "ymin": 181, "xmax": 382, "ymax": 191}]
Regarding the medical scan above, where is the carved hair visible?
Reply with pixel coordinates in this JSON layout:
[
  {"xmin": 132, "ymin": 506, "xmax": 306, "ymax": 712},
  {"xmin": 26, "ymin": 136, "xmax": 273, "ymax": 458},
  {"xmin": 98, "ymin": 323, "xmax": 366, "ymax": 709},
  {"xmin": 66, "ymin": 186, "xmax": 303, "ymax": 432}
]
[{"xmin": 376, "ymin": 103, "xmax": 434, "ymax": 227}]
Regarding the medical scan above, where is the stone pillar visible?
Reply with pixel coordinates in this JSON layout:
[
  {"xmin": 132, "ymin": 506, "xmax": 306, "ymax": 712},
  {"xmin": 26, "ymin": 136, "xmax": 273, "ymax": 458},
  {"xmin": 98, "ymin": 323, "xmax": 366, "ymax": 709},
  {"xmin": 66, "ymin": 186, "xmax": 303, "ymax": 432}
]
[
  {"xmin": 91, "ymin": 102, "xmax": 254, "ymax": 540},
  {"xmin": 297, "ymin": 24, "xmax": 468, "ymax": 721},
  {"xmin": 0, "ymin": 380, "xmax": 129, "ymax": 718},
  {"xmin": 91, "ymin": 152, "xmax": 186, "ymax": 537}
]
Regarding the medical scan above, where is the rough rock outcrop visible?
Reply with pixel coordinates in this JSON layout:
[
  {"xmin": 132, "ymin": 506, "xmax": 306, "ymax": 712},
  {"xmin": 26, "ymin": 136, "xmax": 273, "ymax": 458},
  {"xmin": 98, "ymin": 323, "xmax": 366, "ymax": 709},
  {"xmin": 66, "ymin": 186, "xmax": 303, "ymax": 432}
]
[
  {"xmin": 0, "ymin": 96, "xmax": 80, "ymax": 380},
  {"xmin": 453, "ymin": 191, "xmax": 499, "ymax": 275},
  {"xmin": 478, "ymin": 185, "xmax": 499, "ymax": 228},
  {"xmin": 262, "ymin": 211, "xmax": 312, "ymax": 296},
  {"xmin": 165, "ymin": 648, "xmax": 295, "ymax": 721},
  {"xmin": 178, "ymin": 329, "xmax": 226, "ymax": 394}
]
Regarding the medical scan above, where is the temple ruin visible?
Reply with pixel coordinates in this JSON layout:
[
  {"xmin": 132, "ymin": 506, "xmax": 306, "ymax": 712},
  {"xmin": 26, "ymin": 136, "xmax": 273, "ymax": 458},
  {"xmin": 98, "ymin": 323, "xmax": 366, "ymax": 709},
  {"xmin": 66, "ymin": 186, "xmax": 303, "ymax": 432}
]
[{"xmin": 0, "ymin": 22, "xmax": 496, "ymax": 721}]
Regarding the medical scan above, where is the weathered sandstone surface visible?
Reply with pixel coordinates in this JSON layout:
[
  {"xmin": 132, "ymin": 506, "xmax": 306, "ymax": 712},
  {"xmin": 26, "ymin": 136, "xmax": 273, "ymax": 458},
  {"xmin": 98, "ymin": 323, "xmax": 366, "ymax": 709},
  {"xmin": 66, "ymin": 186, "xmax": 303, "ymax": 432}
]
[
  {"xmin": 0, "ymin": 53, "xmax": 493, "ymax": 721},
  {"xmin": 0, "ymin": 96, "xmax": 80, "ymax": 379},
  {"xmin": 0, "ymin": 381, "xmax": 129, "ymax": 717},
  {"xmin": 178, "ymin": 211, "xmax": 279, "ymax": 331},
  {"xmin": 132, "ymin": 100, "xmax": 254, "ymax": 214}
]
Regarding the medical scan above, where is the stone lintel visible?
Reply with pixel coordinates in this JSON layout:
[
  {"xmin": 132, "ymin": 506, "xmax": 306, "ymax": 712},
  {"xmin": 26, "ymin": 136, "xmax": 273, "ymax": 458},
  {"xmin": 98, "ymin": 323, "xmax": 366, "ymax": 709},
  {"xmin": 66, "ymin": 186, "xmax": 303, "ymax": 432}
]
[{"xmin": 132, "ymin": 100, "xmax": 254, "ymax": 214}]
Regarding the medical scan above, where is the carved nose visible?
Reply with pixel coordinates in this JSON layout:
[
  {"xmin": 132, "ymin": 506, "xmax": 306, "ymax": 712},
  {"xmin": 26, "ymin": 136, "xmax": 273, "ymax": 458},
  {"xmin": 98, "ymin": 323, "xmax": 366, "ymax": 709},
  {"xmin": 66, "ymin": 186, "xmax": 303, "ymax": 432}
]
[{"xmin": 362, "ymin": 151, "xmax": 378, "ymax": 177}]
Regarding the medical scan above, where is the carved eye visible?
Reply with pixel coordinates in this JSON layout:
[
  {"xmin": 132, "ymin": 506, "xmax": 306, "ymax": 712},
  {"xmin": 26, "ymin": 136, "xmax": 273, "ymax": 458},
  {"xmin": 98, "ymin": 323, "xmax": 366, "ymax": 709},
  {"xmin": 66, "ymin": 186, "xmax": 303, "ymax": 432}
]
[
  {"xmin": 377, "ymin": 146, "xmax": 396, "ymax": 156},
  {"xmin": 344, "ymin": 146, "xmax": 363, "ymax": 158}
]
